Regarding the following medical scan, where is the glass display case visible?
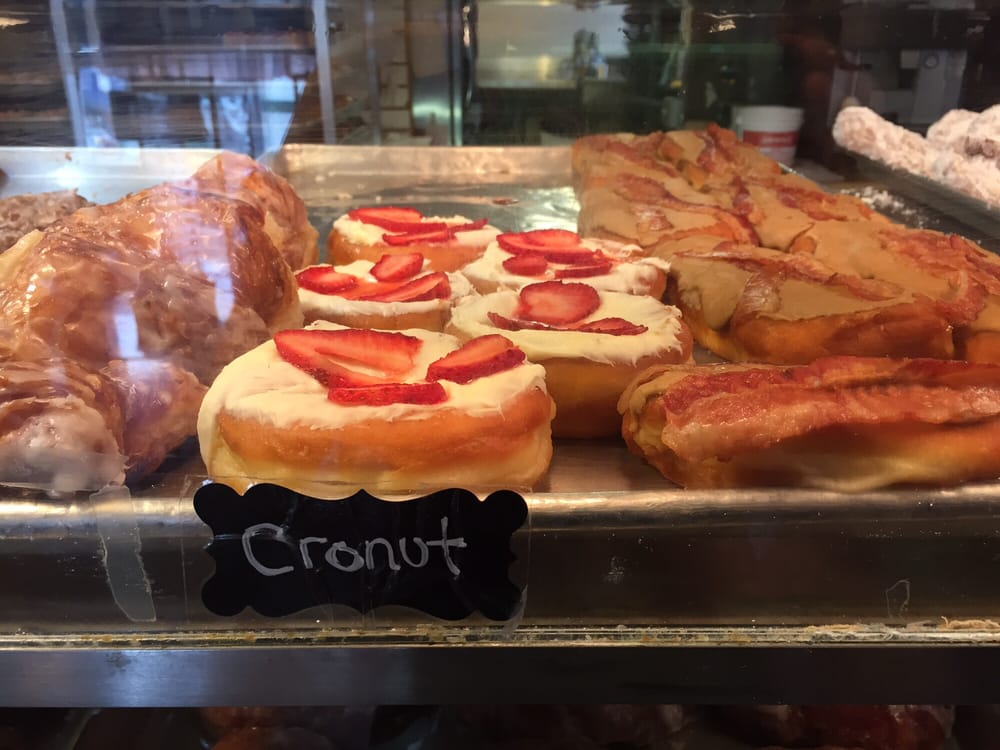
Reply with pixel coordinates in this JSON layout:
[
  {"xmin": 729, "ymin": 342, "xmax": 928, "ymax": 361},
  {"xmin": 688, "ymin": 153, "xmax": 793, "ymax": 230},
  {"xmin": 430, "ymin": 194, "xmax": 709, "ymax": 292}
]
[{"xmin": 2, "ymin": 1, "xmax": 1000, "ymax": 748}]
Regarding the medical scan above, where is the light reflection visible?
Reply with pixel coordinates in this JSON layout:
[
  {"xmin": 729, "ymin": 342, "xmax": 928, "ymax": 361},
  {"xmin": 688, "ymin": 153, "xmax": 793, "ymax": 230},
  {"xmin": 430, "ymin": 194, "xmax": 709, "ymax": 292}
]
[{"xmin": 112, "ymin": 294, "xmax": 142, "ymax": 360}]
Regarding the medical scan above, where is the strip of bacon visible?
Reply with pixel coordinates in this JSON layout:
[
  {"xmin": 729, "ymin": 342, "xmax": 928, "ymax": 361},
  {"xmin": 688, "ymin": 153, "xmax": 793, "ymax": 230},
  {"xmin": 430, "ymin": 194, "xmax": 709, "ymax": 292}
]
[{"xmin": 655, "ymin": 357, "xmax": 1000, "ymax": 463}]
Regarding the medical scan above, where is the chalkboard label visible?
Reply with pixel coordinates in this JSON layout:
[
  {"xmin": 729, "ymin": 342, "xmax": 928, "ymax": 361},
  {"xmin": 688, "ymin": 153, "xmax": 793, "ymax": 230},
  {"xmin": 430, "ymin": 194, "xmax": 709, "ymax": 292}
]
[{"xmin": 194, "ymin": 483, "xmax": 528, "ymax": 621}]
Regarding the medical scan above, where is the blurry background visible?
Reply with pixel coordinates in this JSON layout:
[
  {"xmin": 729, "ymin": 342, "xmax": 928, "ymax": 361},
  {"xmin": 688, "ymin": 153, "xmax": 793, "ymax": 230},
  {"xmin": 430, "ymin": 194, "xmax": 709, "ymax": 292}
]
[{"xmin": 0, "ymin": 0, "xmax": 997, "ymax": 166}]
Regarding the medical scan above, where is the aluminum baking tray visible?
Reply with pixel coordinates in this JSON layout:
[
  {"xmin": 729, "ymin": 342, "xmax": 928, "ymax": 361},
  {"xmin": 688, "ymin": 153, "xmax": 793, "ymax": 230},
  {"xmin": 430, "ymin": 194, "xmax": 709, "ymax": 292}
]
[{"xmin": 4, "ymin": 145, "xmax": 1000, "ymax": 706}]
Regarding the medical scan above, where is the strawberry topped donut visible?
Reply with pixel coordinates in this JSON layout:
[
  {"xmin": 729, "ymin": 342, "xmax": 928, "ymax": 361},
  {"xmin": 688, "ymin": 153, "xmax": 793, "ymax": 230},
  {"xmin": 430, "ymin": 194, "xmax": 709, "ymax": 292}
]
[
  {"xmin": 327, "ymin": 206, "xmax": 501, "ymax": 272},
  {"xmin": 449, "ymin": 281, "xmax": 693, "ymax": 438},
  {"xmin": 197, "ymin": 322, "xmax": 555, "ymax": 496},
  {"xmin": 296, "ymin": 252, "xmax": 475, "ymax": 330},
  {"xmin": 460, "ymin": 229, "xmax": 670, "ymax": 298}
]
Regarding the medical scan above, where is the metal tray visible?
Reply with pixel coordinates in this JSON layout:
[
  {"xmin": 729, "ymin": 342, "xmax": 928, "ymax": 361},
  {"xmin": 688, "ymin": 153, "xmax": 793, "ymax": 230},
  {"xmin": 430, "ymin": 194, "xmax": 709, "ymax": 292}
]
[{"xmin": 4, "ymin": 145, "xmax": 1000, "ymax": 706}]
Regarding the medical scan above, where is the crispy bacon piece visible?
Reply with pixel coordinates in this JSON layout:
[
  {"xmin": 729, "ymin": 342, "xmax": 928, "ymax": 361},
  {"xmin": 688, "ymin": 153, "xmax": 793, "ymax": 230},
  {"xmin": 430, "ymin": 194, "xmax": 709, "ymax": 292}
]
[{"xmin": 619, "ymin": 356, "xmax": 1000, "ymax": 490}]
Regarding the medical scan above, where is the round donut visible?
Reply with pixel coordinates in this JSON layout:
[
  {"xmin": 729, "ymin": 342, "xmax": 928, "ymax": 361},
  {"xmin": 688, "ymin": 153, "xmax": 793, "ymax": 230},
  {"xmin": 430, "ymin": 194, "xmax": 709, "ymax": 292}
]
[
  {"xmin": 296, "ymin": 256, "xmax": 475, "ymax": 331},
  {"xmin": 327, "ymin": 207, "xmax": 500, "ymax": 272},
  {"xmin": 198, "ymin": 323, "xmax": 554, "ymax": 496},
  {"xmin": 460, "ymin": 231, "xmax": 669, "ymax": 298},
  {"xmin": 448, "ymin": 281, "xmax": 692, "ymax": 438}
]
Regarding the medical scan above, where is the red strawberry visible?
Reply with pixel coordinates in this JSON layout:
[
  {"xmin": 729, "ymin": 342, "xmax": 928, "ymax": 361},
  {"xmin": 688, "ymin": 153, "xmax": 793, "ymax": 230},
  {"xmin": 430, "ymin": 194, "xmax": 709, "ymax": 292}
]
[
  {"xmin": 502, "ymin": 253, "xmax": 548, "ymax": 276},
  {"xmin": 383, "ymin": 228, "xmax": 452, "ymax": 246},
  {"xmin": 497, "ymin": 229, "xmax": 580, "ymax": 250},
  {"xmin": 347, "ymin": 206, "xmax": 444, "ymax": 234},
  {"xmin": 516, "ymin": 281, "xmax": 600, "ymax": 325},
  {"xmin": 450, "ymin": 218, "xmax": 489, "ymax": 233},
  {"xmin": 427, "ymin": 334, "xmax": 526, "ymax": 384},
  {"xmin": 274, "ymin": 328, "xmax": 421, "ymax": 386},
  {"xmin": 371, "ymin": 252, "xmax": 423, "ymax": 281},
  {"xmin": 296, "ymin": 266, "xmax": 359, "ymax": 295},
  {"xmin": 488, "ymin": 312, "xmax": 553, "ymax": 331},
  {"xmin": 329, "ymin": 381, "xmax": 447, "ymax": 406},
  {"xmin": 364, "ymin": 272, "xmax": 451, "ymax": 302},
  {"xmin": 554, "ymin": 259, "xmax": 612, "ymax": 278},
  {"xmin": 574, "ymin": 317, "xmax": 648, "ymax": 335}
]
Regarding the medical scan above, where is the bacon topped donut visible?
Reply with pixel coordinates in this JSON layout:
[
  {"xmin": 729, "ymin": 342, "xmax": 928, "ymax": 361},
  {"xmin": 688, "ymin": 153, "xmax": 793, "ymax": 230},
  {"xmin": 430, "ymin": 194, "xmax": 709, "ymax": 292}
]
[
  {"xmin": 327, "ymin": 206, "xmax": 500, "ymax": 272},
  {"xmin": 577, "ymin": 173, "xmax": 758, "ymax": 258},
  {"xmin": 198, "ymin": 322, "xmax": 554, "ymax": 496},
  {"xmin": 620, "ymin": 356, "xmax": 1000, "ymax": 490},
  {"xmin": 295, "ymin": 252, "xmax": 475, "ymax": 330},
  {"xmin": 460, "ymin": 229, "xmax": 670, "ymax": 297},
  {"xmin": 449, "ymin": 280, "xmax": 692, "ymax": 437},
  {"xmin": 667, "ymin": 244, "xmax": 961, "ymax": 363}
]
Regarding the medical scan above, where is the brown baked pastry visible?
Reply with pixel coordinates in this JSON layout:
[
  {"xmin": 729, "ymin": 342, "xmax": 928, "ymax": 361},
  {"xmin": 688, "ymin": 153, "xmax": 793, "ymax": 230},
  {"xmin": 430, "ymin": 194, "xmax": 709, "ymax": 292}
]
[
  {"xmin": 788, "ymin": 224, "xmax": 998, "ymax": 361},
  {"xmin": 620, "ymin": 356, "xmax": 1000, "ymax": 490},
  {"xmin": 184, "ymin": 151, "xmax": 319, "ymax": 269},
  {"xmin": 448, "ymin": 281, "xmax": 692, "ymax": 438},
  {"xmin": 656, "ymin": 124, "xmax": 784, "ymax": 191},
  {"xmin": 577, "ymin": 172, "xmax": 757, "ymax": 258},
  {"xmin": 199, "ymin": 324, "xmax": 554, "ymax": 496},
  {"xmin": 0, "ymin": 154, "xmax": 305, "ymax": 490},
  {"xmin": 667, "ymin": 244, "xmax": 959, "ymax": 363}
]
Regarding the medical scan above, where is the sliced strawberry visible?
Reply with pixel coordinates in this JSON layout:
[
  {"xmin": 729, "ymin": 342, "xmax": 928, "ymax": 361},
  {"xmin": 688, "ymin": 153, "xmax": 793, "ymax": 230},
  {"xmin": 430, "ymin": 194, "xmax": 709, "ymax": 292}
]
[
  {"xmin": 516, "ymin": 281, "xmax": 600, "ymax": 325},
  {"xmin": 499, "ymin": 229, "xmax": 580, "ymax": 250},
  {"xmin": 488, "ymin": 312, "xmax": 553, "ymax": 331},
  {"xmin": 336, "ymin": 280, "xmax": 400, "ymax": 300},
  {"xmin": 449, "ymin": 218, "xmax": 489, "ymax": 233},
  {"xmin": 370, "ymin": 252, "xmax": 424, "ymax": 281},
  {"xmin": 502, "ymin": 253, "xmax": 548, "ymax": 276},
  {"xmin": 329, "ymin": 381, "xmax": 447, "ymax": 407},
  {"xmin": 426, "ymin": 334, "xmax": 526, "ymax": 384},
  {"xmin": 363, "ymin": 272, "xmax": 451, "ymax": 302},
  {"xmin": 296, "ymin": 266, "xmax": 359, "ymax": 295},
  {"xmin": 274, "ymin": 328, "xmax": 421, "ymax": 386},
  {"xmin": 554, "ymin": 259, "xmax": 612, "ymax": 278},
  {"xmin": 574, "ymin": 317, "xmax": 648, "ymax": 336},
  {"xmin": 383, "ymin": 228, "xmax": 452, "ymax": 246},
  {"xmin": 347, "ymin": 206, "xmax": 443, "ymax": 234}
]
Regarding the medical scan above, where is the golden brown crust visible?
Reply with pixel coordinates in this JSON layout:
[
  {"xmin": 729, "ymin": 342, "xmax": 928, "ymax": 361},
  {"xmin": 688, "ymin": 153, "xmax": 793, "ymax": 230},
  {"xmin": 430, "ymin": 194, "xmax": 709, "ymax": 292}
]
[
  {"xmin": 328, "ymin": 233, "xmax": 486, "ymax": 272},
  {"xmin": 619, "ymin": 359, "xmax": 1000, "ymax": 490},
  {"xmin": 301, "ymin": 306, "xmax": 448, "ymax": 332},
  {"xmin": 209, "ymin": 387, "xmax": 555, "ymax": 495}
]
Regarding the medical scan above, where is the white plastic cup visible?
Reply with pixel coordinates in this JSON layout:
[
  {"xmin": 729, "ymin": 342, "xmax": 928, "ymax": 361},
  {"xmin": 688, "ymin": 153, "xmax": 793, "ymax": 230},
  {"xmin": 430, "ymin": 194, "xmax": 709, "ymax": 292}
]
[{"xmin": 731, "ymin": 105, "xmax": 805, "ymax": 164}]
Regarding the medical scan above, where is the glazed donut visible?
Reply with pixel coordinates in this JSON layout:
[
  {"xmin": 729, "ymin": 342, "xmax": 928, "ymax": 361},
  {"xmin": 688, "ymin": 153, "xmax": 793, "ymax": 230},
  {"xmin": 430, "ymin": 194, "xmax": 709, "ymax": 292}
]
[
  {"xmin": 198, "ymin": 323, "xmax": 554, "ymax": 496},
  {"xmin": 448, "ymin": 281, "xmax": 692, "ymax": 438},
  {"xmin": 460, "ymin": 229, "xmax": 669, "ymax": 298},
  {"xmin": 296, "ymin": 253, "xmax": 475, "ymax": 330},
  {"xmin": 327, "ymin": 206, "xmax": 500, "ymax": 272}
]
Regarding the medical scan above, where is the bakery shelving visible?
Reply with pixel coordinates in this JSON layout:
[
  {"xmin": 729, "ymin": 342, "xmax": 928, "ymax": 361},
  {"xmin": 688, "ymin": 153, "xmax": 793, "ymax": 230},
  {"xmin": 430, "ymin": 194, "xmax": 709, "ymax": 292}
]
[{"xmin": 2, "ymin": 142, "xmax": 1000, "ymax": 707}]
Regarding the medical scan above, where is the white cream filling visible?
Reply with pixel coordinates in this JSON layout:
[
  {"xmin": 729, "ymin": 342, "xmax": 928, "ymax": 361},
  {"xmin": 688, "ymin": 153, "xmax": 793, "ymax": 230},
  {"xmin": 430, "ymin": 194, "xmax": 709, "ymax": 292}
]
[
  {"xmin": 333, "ymin": 213, "xmax": 501, "ymax": 247},
  {"xmin": 449, "ymin": 289, "xmax": 685, "ymax": 365},
  {"xmin": 298, "ymin": 260, "xmax": 475, "ymax": 317},
  {"xmin": 197, "ymin": 322, "xmax": 549, "ymax": 443},
  {"xmin": 461, "ymin": 238, "xmax": 670, "ymax": 294}
]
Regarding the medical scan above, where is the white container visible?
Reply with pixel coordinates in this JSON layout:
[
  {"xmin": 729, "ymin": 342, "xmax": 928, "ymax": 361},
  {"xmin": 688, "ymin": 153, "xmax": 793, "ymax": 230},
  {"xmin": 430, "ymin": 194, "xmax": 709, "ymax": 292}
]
[{"xmin": 732, "ymin": 105, "xmax": 805, "ymax": 164}]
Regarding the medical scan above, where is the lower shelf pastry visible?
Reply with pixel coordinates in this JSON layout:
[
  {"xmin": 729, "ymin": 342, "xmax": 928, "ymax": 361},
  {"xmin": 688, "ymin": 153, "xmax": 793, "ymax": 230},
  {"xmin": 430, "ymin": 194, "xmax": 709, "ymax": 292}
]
[
  {"xmin": 198, "ymin": 322, "xmax": 555, "ymax": 496},
  {"xmin": 296, "ymin": 253, "xmax": 474, "ymax": 330},
  {"xmin": 327, "ymin": 205, "xmax": 499, "ymax": 271},
  {"xmin": 619, "ymin": 356, "xmax": 1000, "ymax": 490},
  {"xmin": 667, "ymin": 244, "xmax": 959, "ymax": 363},
  {"xmin": 448, "ymin": 280, "xmax": 692, "ymax": 438},
  {"xmin": 459, "ymin": 229, "xmax": 669, "ymax": 297}
]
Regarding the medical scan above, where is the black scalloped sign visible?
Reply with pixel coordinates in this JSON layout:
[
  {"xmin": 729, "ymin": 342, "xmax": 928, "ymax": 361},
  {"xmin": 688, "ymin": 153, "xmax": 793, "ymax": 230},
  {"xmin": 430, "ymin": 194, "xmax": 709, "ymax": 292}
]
[{"xmin": 193, "ymin": 483, "xmax": 528, "ymax": 621}]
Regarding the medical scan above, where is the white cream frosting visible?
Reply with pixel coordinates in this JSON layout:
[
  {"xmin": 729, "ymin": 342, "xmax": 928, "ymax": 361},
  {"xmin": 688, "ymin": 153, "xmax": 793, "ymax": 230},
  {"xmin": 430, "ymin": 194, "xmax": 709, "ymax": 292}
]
[
  {"xmin": 197, "ymin": 322, "xmax": 549, "ymax": 446},
  {"xmin": 449, "ymin": 289, "xmax": 686, "ymax": 365},
  {"xmin": 298, "ymin": 260, "xmax": 475, "ymax": 318},
  {"xmin": 461, "ymin": 238, "xmax": 670, "ymax": 294},
  {"xmin": 333, "ymin": 213, "xmax": 501, "ymax": 247}
]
